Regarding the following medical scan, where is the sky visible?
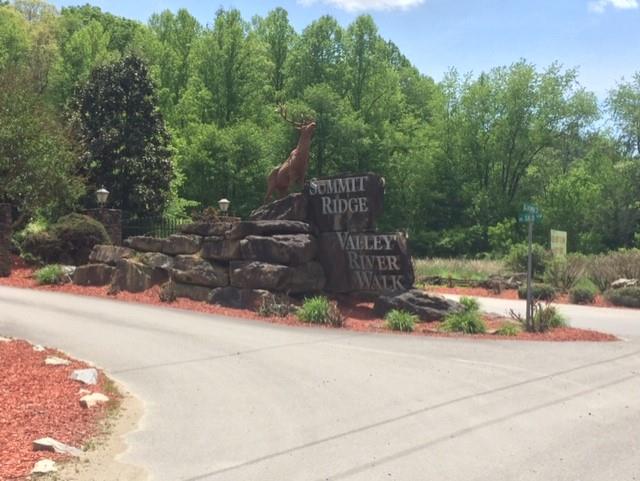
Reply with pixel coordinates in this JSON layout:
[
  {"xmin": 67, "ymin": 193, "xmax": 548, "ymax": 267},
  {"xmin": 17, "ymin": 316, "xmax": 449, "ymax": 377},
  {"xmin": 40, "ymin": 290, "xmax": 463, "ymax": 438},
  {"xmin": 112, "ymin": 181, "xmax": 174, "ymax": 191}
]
[{"xmin": 49, "ymin": 0, "xmax": 640, "ymax": 100}]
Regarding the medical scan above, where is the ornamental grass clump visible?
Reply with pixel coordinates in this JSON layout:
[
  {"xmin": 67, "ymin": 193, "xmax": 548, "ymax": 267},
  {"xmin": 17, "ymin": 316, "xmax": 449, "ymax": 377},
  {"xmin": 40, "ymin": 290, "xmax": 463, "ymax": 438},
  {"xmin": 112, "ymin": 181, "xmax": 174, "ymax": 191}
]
[
  {"xmin": 441, "ymin": 296, "xmax": 486, "ymax": 334},
  {"xmin": 34, "ymin": 265, "xmax": 66, "ymax": 285},
  {"xmin": 385, "ymin": 309, "xmax": 417, "ymax": 332},
  {"xmin": 296, "ymin": 296, "xmax": 344, "ymax": 327}
]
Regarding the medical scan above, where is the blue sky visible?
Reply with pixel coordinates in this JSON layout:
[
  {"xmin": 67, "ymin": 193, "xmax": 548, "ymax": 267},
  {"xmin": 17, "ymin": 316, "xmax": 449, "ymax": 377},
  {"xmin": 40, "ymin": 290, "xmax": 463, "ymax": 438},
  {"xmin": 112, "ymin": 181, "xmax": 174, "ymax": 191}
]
[{"xmin": 49, "ymin": 0, "xmax": 639, "ymax": 100}]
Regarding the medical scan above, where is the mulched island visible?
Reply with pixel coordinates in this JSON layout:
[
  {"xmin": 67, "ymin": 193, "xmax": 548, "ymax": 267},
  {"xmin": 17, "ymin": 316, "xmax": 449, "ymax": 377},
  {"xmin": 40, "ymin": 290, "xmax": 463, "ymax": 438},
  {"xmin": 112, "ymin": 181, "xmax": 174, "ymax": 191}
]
[
  {"xmin": 0, "ymin": 338, "xmax": 119, "ymax": 480},
  {"xmin": 1, "ymin": 256, "xmax": 616, "ymax": 342}
]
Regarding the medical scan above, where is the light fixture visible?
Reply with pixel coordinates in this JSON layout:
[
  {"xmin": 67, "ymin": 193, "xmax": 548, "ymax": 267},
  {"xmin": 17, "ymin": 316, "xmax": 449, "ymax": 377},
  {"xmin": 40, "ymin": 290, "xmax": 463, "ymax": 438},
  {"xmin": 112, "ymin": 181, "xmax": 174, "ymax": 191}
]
[
  {"xmin": 218, "ymin": 198, "xmax": 230, "ymax": 214},
  {"xmin": 96, "ymin": 186, "xmax": 109, "ymax": 207}
]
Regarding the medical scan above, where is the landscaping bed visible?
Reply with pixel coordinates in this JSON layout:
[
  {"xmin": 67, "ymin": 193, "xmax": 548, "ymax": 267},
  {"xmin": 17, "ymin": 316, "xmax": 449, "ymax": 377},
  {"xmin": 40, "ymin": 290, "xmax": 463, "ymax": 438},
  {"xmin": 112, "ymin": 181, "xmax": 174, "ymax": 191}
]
[
  {"xmin": 425, "ymin": 285, "xmax": 620, "ymax": 308},
  {"xmin": 0, "ymin": 256, "xmax": 616, "ymax": 342},
  {"xmin": 0, "ymin": 338, "xmax": 119, "ymax": 480}
]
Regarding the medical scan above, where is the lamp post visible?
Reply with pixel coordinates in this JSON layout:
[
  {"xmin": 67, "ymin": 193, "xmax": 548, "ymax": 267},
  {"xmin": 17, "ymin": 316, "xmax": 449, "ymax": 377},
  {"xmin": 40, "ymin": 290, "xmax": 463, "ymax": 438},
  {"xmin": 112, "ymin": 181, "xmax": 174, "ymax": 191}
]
[
  {"xmin": 96, "ymin": 186, "xmax": 110, "ymax": 208},
  {"xmin": 218, "ymin": 198, "xmax": 230, "ymax": 217}
]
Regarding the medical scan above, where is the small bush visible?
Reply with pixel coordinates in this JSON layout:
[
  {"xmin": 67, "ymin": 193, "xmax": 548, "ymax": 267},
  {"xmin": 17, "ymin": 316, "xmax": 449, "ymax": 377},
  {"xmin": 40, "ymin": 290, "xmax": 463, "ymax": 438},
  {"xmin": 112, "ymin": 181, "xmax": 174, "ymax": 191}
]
[
  {"xmin": 21, "ymin": 231, "xmax": 62, "ymax": 265},
  {"xmin": 543, "ymin": 254, "xmax": 588, "ymax": 291},
  {"xmin": 441, "ymin": 296, "xmax": 486, "ymax": 334},
  {"xmin": 296, "ymin": 296, "xmax": 344, "ymax": 327},
  {"xmin": 496, "ymin": 324, "xmax": 519, "ymax": 336},
  {"xmin": 35, "ymin": 265, "xmax": 66, "ymax": 285},
  {"xmin": 588, "ymin": 249, "xmax": 640, "ymax": 291},
  {"xmin": 505, "ymin": 243, "xmax": 551, "ymax": 278},
  {"xmin": 569, "ymin": 278, "xmax": 598, "ymax": 304},
  {"xmin": 385, "ymin": 309, "xmax": 417, "ymax": 332},
  {"xmin": 52, "ymin": 214, "xmax": 111, "ymax": 265},
  {"xmin": 605, "ymin": 287, "xmax": 640, "ymax": 308},
  {"xmin": 517, "ymin": 283, "xmax": 556, "ymax": 301},
  {"xmin": 532, "ymin": 303, "xmax": 566, "ymax": 331}
]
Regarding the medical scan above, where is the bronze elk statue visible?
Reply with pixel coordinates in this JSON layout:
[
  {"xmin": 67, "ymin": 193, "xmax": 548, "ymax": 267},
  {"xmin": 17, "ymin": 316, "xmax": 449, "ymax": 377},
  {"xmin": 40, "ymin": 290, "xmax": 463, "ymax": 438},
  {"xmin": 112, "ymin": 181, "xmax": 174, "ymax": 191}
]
[{"xmin": 264, "ymin": 105, "xmax": 316, "ymax": 203}]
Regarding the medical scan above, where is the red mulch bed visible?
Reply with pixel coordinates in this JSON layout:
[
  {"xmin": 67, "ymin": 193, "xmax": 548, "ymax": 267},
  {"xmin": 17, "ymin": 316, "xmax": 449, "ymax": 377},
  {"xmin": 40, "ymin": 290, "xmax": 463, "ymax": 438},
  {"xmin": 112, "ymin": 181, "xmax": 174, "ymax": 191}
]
[
  {"xmin": 427, "ymin": 285, "xmax": 618, "ymax": 308},
  {"xmin": 0, "ymin": 339, "xmax": 117, "ymax": 480},
  {"xmin": 0, "ymin": 257, "xmax": 616, "ymax": 342}
]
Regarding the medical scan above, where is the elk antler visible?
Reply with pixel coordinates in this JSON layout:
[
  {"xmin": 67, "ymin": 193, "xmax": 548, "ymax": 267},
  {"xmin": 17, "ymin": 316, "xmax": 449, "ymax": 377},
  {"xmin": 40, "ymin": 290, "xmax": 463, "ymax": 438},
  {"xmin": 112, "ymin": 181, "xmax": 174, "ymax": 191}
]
[{"xmin": 277, "ymin": 104, "xmax": 314, "ymax": 127}]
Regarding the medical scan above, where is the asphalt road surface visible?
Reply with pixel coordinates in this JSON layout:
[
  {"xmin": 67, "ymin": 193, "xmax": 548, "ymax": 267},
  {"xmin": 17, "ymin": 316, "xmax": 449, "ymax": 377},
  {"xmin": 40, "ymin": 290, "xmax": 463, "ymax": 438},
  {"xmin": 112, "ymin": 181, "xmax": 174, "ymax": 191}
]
[{"xmin": 1, "ymin": 286, "xmax": 638, "ymax": 481}]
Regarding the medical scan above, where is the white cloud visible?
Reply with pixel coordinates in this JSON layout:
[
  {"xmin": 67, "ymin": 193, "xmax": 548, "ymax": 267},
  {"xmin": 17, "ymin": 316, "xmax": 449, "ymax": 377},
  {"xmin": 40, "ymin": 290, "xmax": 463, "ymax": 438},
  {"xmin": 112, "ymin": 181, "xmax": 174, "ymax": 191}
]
[
  {"xmin": 298, "ymin": 0, "xmax": 425, "ymax": 12},
  {"xmin": 588, "ymin": 0, "xmax": 639, "ymax": 13}
]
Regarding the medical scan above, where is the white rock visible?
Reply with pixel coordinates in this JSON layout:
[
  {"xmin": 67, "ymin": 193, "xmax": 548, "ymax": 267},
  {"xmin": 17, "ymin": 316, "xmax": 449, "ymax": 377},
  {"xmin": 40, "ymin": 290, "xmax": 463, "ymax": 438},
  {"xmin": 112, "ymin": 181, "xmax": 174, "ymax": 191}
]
[
  {"xmin": 32, "ymin": 344, "xmax": 45, "ymax": 352},
  {"xmin": 611, "ymin": 278, "xmax": 638, "ymax": 289},
  {"xmin": 31, "ymin": 459, "xmax": 58, "ymax": 474},
  {"xmin": 80, "ymin": 392, "xmax": 110, "ymax": 408},
  {"xmin": 0, "ymin": 336, "xmax": 11, "ymax": 342},
  {"xmin": 33, "ymin": 437, "xmax": 82, "ymax": 456},
  {"xmin": 78, "ymin": 388, "xmax": 91, "ymax": 395},
  {"xmin": 45, "ymin": 356, "xmax": 71, "ymax": 366},
  {"xmin": 69, "ymin": 368, "xmax": 98, "ymax": 385}
]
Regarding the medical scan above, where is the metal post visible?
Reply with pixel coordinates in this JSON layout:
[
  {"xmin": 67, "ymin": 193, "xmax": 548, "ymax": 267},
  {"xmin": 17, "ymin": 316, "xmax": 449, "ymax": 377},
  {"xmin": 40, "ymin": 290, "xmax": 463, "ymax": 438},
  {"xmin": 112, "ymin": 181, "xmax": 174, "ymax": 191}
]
[{"xmin": 526, "ymin": 218, "xmax": 533, "ymax": 329}]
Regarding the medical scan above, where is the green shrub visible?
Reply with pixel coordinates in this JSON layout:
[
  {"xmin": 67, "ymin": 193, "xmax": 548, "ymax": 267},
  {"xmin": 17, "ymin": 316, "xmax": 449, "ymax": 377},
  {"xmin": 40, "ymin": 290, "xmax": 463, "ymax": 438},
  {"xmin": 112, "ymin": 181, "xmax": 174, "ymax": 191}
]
[
  {"xmin": 569, "ymin": 278, "xmax": 598, "ymax": 304},
  {"xmin": 588, "ymin": 249, "xmax": 640, "ymax": 291},
  {"xmin": 385, "ymin": 309, "xmax": 417, "ymax": 332},
  {"xmin": 496, "ymin": 324, "xmax": 519, "ymax": 336},
  {"xmin": 296, "ymin": 296, "xmax": 344, "ymax": 327},
  {"xmin": 543, "ymin": 254, "xmax": 588, "ymax": 291},
  {"xmin": 21, "ymin": 230, "xmax": 62, "ymax": 265},
  {"xmin": 505, "ymin": 243, "xmax": 551, "ymax": 278},
  {"xmin": 517, "ymin": 283, "xmax": 557, "ymax": 301},
  {"xmin": 441, "ymin": 296, "xmax": 486, "ymax": 334},
  {"xmin": 34, "ymin": 265, "xmax": 66, "ymax": 285},
  {"xmin": 605, "ymin": 287, "xmax": 640, "ymax": 308},
  {"xmin": 531, "ymin": 303, "xmax": 566, "ymax": 331},
  {"xmin": 52, "ymin": 214, "xmax": 111, "ymax": 265}
]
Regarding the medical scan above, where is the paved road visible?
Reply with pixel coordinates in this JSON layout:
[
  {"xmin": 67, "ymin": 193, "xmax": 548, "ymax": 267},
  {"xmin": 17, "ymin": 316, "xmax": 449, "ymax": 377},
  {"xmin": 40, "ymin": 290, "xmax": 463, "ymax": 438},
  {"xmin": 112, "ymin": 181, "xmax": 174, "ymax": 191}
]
[
  {"xmin": 1, "ymin": 286, "xmax": 639, "ymax": 481},
  {"xmin": 442, "ymin": 294, "xmax": 640, "ymax": 339}
]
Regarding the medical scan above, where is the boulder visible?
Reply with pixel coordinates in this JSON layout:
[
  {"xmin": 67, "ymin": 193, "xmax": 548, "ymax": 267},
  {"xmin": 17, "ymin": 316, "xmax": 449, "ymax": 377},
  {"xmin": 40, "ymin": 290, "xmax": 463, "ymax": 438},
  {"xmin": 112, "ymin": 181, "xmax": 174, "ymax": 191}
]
[
  {"xmin": 201, "ymin": 236, "xmax": 241, "ymax": 261},
  {"xmin": 171, "ymin": 255, "xmax": 229, "ymax": 287},
  {"xmin": 285, "ymin": 262, "xmax": 326, "ymax": 293},
  {"xmin": 318, "ymin": 231, "xmax": 414, "ymax": 294},
  {"xmin": 249, "ymin": 193, "xmax": 308, "ymax": 221},
  {"xmin": 73, "ymin": 264, "xmax": 115, "ymax": 286},
  {"xmin": 162, "ymin": 234, "xmax": 202, "ymax": 255},
  {"xmin": 611, "ymin": 278, "xmax": 638, "ymax": 289},
  {"xmin": 209, "ymin": 286, "xmax": 272, "ymax": 310},
  {"xmin": 304, "ymin": 173, "xmax": 385, "ymax": 232},
  {"xmin": 240, "ymin": 234, "xmax": 317, "ymax": 265},
  {"xmin": 79, "ymin": 392, "xmax": 110, "ymax": 408},
  {"xmin": 230, "ymin": 261, "xmax": 290, "ymax": 291},
  {"xmin": 179, "ymin": 221, "xmax": 235, "ymax": 237},
  {"xmin": 161, "ymin": 281, "xmax": 212, "ymax": 302},
  {"xmin": 89, "ymin": 245, "xmax": 135, "ymax": 265},
  {"xmin": 124, "ymin": 236, "xmax": 164, "ymax": 252},
  {"xmin": 112, "ymin": 259, "xmax": 168, "ymax": 293},
  {"xmin": 69, "ymin": 368, "xmax": 98, "ymax": 385},
  {"xmin": 31, "ymin": 459, "xmax": 57, "ymax": 474},
  {"xmin": 226, "ymin": 220, "xmax": 313, "ymax": 240},
  {"xmin": 373, "ymin": 289, "xmax": 462, "ymax": 322},
  {"xmin": 32, "ymin": 438, "xmax": 82, "ymax": 457},
  {"xmin": 138, "ymin": 252, "xmax": 174, "ymax": 270}
]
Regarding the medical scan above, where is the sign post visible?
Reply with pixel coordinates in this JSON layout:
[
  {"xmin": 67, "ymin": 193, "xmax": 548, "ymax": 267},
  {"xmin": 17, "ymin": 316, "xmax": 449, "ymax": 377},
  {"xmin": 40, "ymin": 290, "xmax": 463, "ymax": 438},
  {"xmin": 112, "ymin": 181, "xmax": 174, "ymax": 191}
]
[{"xmin": 518, "ymin": 204, "xmax": 542, "ymax": 328}]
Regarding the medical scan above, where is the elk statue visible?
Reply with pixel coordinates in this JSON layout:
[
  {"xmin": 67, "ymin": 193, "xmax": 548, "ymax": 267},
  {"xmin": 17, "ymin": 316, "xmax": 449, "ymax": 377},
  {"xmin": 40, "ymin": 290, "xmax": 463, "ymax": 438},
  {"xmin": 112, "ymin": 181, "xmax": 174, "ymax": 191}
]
[{"xmin": 264, "ymin": 105, "xmax": 316, "ymax": 203}]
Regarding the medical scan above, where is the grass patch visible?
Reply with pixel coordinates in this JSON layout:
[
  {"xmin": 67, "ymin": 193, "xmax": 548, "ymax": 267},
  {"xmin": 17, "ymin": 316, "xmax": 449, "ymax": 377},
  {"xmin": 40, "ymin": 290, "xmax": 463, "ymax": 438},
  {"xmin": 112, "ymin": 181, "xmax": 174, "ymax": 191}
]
[
  {"xmin": 296, "ymin": 296, "xmax": 344, "ymax": 327},
  {"xmin": 34, "ymin": 264, "xmax": 66, "ymax": 285},
  {"xmin": 495, "ymin": 323, "xmax": 519, "ymax": 336},
  {"xmin": 385, "ymin": 309, "xmax": 417, "ymax": 332},
  {"xmin": 440, "ymin": 296, "xmax": 486, "ymax": 334},
  {"xmin": 414, "ymin": 257, "xmax": 505, "ymax": 282}
]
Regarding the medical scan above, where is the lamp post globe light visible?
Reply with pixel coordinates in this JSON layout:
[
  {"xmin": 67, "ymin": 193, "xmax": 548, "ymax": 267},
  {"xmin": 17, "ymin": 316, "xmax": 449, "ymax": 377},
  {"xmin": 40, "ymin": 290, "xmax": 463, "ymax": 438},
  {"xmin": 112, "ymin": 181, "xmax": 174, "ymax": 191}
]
[
  {"xmin": 218, "ymin": 198, "xmax": 230, "ymax": 214},
  {"xmin": 96, "ymin": 186, "xmax": 110, "ymax": 207}
]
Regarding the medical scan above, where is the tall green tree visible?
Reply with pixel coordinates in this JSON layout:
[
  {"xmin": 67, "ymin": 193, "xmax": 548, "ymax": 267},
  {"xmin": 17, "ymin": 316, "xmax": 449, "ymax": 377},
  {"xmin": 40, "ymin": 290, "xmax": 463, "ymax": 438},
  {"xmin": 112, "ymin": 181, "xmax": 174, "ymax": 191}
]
[
  {"xmin": 72, "ymin": 55, "xmax": 173, "ymax": 217},
  {"xmin": 608, "ymin": 72, "xmax": 640, "ymax": 157}
]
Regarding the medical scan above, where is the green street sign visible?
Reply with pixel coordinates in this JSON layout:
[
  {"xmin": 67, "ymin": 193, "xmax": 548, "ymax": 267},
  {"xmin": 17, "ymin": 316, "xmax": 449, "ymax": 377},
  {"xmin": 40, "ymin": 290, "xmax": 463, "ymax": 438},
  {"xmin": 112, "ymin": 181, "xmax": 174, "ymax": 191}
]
[
  {"xmin": 518, "ymin": 212, "xmax": 543, "ymax": 223},
  {"xmin": 522, "ymin": 203, "xmax": 540, "ymax": 215}
]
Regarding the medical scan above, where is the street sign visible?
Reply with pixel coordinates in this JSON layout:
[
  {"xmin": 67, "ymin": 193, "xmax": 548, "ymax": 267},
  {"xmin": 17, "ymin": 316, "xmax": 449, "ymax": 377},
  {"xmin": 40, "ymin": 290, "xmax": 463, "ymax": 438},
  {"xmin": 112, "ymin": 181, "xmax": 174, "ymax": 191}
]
[
  {"xmin": 522, "ymin": 203, "xmax": 539, "ymax": 215},
  {"xmin": 518, "ymin": 212, "xmax": 543, "ymax": 223},
  {"xmin": 550, "ymin": 229, "xmax": 567, "ymax": 256}
]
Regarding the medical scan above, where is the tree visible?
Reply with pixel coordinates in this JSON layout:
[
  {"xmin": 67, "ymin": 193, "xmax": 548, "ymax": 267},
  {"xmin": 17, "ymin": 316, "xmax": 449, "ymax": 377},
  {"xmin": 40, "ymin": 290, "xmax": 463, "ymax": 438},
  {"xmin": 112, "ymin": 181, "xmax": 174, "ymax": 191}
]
[
  {"xmin": 608, "ymin": 72, "xmax": 640, "ymax": 157},
  {"xmin": 0, "ymin": 65, "xmax": 82, "ymax": 224},
  {"xmin": 0, "ymin": 5, "xmax": 30, "ymax": 69},
  {"xmin": 72, "ymin": 55, "xmax": 174, "ymax": 218},
  {"xmin": 254, "ymin": 7, "xmax": 295, "ymax": 98}
]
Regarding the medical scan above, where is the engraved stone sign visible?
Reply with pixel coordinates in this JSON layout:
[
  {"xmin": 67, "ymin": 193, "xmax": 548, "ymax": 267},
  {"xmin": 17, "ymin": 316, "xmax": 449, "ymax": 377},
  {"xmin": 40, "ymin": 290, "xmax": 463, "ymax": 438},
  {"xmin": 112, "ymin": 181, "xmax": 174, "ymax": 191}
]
[
  {"xmin": 318, "ymin": 231, "xmax": 414, "ymax": 294},
  {"xmin": 304, "ymin": 173, "xmax": 384, "ymax": 233}
]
